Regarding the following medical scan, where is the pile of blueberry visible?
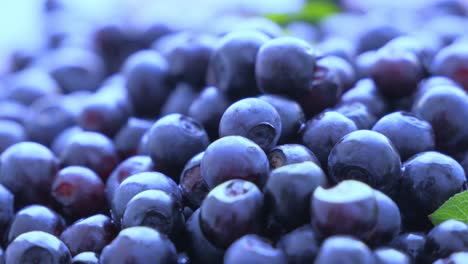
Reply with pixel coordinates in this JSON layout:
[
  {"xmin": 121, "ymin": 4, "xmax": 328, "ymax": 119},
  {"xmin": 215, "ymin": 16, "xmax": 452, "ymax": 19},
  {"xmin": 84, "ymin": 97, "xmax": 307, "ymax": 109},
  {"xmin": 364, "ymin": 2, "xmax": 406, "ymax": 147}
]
[{"xmin": 0, "ymin": 0, "xmax": 468, "ymax": 263}]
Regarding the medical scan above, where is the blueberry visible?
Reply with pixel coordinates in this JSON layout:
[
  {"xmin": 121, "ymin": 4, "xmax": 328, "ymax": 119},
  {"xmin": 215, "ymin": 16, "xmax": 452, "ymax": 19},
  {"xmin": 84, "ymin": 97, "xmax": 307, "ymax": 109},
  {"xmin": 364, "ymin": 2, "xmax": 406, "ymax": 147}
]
[
  {"xmin": 8, "ymin": 51, "xmax": 34, "ymax": 73},
  {"xmin": 367, "ymin": 190, "xmax": 402, "ymax": 246},
  {"xmin": 5, "ymin": 231, "xmax": 71, "ymax": 264},
  {"xmin": 372, "ymin": 111, "xmax": 435, "ymax": 161},
  {"xmin": 163, "ymin": 34, "xmax": 217, "ymax": 87},
  {"xmin": 414, "ymin": 76, "xmax": 461, "ymax": 101},
  {"xmin": 78, "ymin": 90, "xmax": 132, "ymax": 138},
  {"xmin": 188, "ymin": 86, "xmax": 230, "ymax": 140},
  {"xmin": 461, "ymin": 151, "xmax": 468, "ymax": 176},
  {"xmin": 265, "ymin": 162, "xmax": 327, "ymax": 231},
  {"xmin": 140, "ymin": 23, "xmax": 174, "ymax": 48},
  {"xmin": 258, "ymin": 95, "xmax": 305, "ymax": 144},
  {"xmin": 431, "ymin": 43, "xmax": 468, "ymax": 91},
  {"xmin": 121, "ymin": 190, "xmax": 184, "ymax": 240},
  {"xmin": 145, "ymin": 113, "xmax": 209, "ymax": 179},
  {"xmin": 100, "ymin": 226, "xmax": 177, "ymax": 264},
  {"xmin": 0, "ymin": 184, "xmax": 13, "ymax": 244},
  {"xmin": 0, "ymin": 100, "xmax": 31, "ymax": 125},
  {"xmin": 374, "ymin": 248, "xmax": 411, "ymax": 264},
  {"xmin": 113, "ymin": 118, "xmax": 152, "ymax": 159},
  {"xmin": 315, "ymin": 55, "xmax": 356, "ymax": 92},
  {"xmin": 356, "ymin": 24, "xmax": 402, "ymax": 54},
  {"xmin": 0, "ymin": 88, "xmax": 6, "ymax": 101},
  {"xmin": 219, "ymin": 98, "xmax": 281, "ymax": 151},
  {"xmin": 433, "ymin": 252, "xmax": 468, "ymax": 264},
  {"xmin": 199, "ymin": 179, "xmax": 263, "ymax": 248},
  {"xmin": 200, "ymin": 136, "xmax": 269, "ymax": 189},
  {"xmin": 111, "ymin": 171, "xmax": 181, "ymax": 226},
  {"xmin": 301, "ymin": 111, "xmax": 357, "ymax": 168},
  {"xmin": 49, "ymin": 47, "xmax": 105, "ymax": 93},
  {"xmin": 397, "ymin": 151, "xmax": 466, "ymax": 229},
  {"xmin": 311, "ymin": 180, "xmax": 378, "ymax": 240},
  {"xmin": 61, "ymin": 91, "xmax": 93, "ymax": 117},
  {"xmin": 154, "ymin": 32, "xmax": 191, "ymax": 55},
  {"xmin": 51, "ymin": 166, "xmax": 106, "ymax": 219},
  {"xmin": 50, "ymin": 126, "xmax": 83, "ymax": 156},
  {"xmin": 184, "ymin": 209, "xmax": 224, "ymax": 263},
  {"xmin": 72, "ymin": 252, "xmax": 99, "ymax": 264},
  {"xmin": 59, "ymin": 131, "xmax": 119, "ymax": 180},
  {"xmin": 123, "ymin": 50, "xmax": 171, "ymax": 118},
  {"xmin": 256, "ymin": 37, "xmax": 316, "ymax": 98},
  {"xmin": 179, "ymin": 152, "xmax": 208, "ymax": 209},
  {"xmin": 412, "ymin": 85, "xmax": 468, "ymax": 154},
  {"xmin": 224, "ymin": 234, "xmax": 287, "ymax": 264},
  {"xmin": 177, "ymin": 252, "xmax": 190, "ymax": 264},
  {"xmin": 60, "ymin": 214, "xmax": 117, "ymax": 256},
  {"xmin": 0, "ymin": 120, "xmax": 27, "ymax": 154},
  {"xmin": 9, "ymin": 4, "xmax": 468, "ymax": 258},
  {"xmin": 425, "ymin": 220, "xmax": 468, "ymax": 262},
  {"xmin": 297, "ymin": 55, "xmax": 344, "ymax": 118},
  {"xmin": 427, "ymin": 0, "xmax": 468, "ymax": 16},
  {"xmin": 7, "ymin": 205, "xmax": 65, "ymax": 244},
  {"xmin": 315, "ymin": 235, "xmax": 375, "ymax": 264},
  {"xmin": 369, "ymin": 48, "xmax": 424, "ymax": 99},
  {"xmin": 182, "ymin": 206, "xmax": 194, "ymax": 221},
  {"xmin": 105, "ymin": 155, "xmax": 154, "ymax": 204},
  {"xmin": 384, "ymin": 35, "xmax": 436, "ymax": 72},
  {"xmin": 98, "ymin": 73, "xmax": 127, "ymax": 94},
  {"xmin": 277, "ymin": 225, "xmax": 319, "ymax": 264},
  {"xmin": 339, "ymin": 78, "xmax": 389, "ymax": 117},
  {"xmin": 24, "ymin": 95, "xmax": 76, "ymax": 146},
  {"xmin": 328, "ymin": 130, "xmax": 402, "ymax": 197},
  {"xmin": 334, "ymin": 101, "xmax": 377, "ymax": 129},
  {"xmin": 316, "ymin": 37, "xmax": 355, "ymax": 65},
  {"xmin": 209, "ymin": 30, "xmax": 270, "ymax": 100},
  {"xmin": 160, "ymin": 83, "xmax": 199, "ymax": 116},
  {"xmin": 7, "ymin": 68, "xmax": 60, "ymax": 105},
  {"xmin": 267, "ymin": 144, "xmax": 320, "ymax": 170},
  {"xmin": 0, "ymin": 142, "xmax": 58, "ymax": 206},
  {"xmin": 389, "ymin": 232, "xmax": 429, "ymax": 263},
  {"xmin": 93, "ymin": 24, "xmax": 142, "ymax": 74},
  {"xmin": 355, "ymin": 51, "xmax": 377, "ymax": 79}
]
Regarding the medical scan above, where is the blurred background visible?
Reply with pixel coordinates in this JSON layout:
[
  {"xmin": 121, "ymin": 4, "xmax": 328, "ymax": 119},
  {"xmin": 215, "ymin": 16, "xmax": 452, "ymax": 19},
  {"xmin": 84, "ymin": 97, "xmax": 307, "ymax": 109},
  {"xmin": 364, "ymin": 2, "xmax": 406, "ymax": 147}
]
[
  {"xmin": 0, "ymin": 0, "xmax": 467, "ymax": 74},
  {"xmin": 3, "ymin": 0, "xmax": 303, "ymax": 72}
]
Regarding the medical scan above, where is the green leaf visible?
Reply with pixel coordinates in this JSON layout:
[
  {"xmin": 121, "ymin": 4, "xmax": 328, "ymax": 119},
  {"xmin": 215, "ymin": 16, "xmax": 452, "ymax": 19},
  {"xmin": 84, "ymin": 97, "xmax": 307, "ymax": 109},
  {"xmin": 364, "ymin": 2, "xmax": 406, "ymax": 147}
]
[
  {"xmin": 429, "ymin": 191, "xmax": 468, "ymax": 225},
  {"xmin": 265, "ymin": 1, "xmax": 340, "ymax": 25}
]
